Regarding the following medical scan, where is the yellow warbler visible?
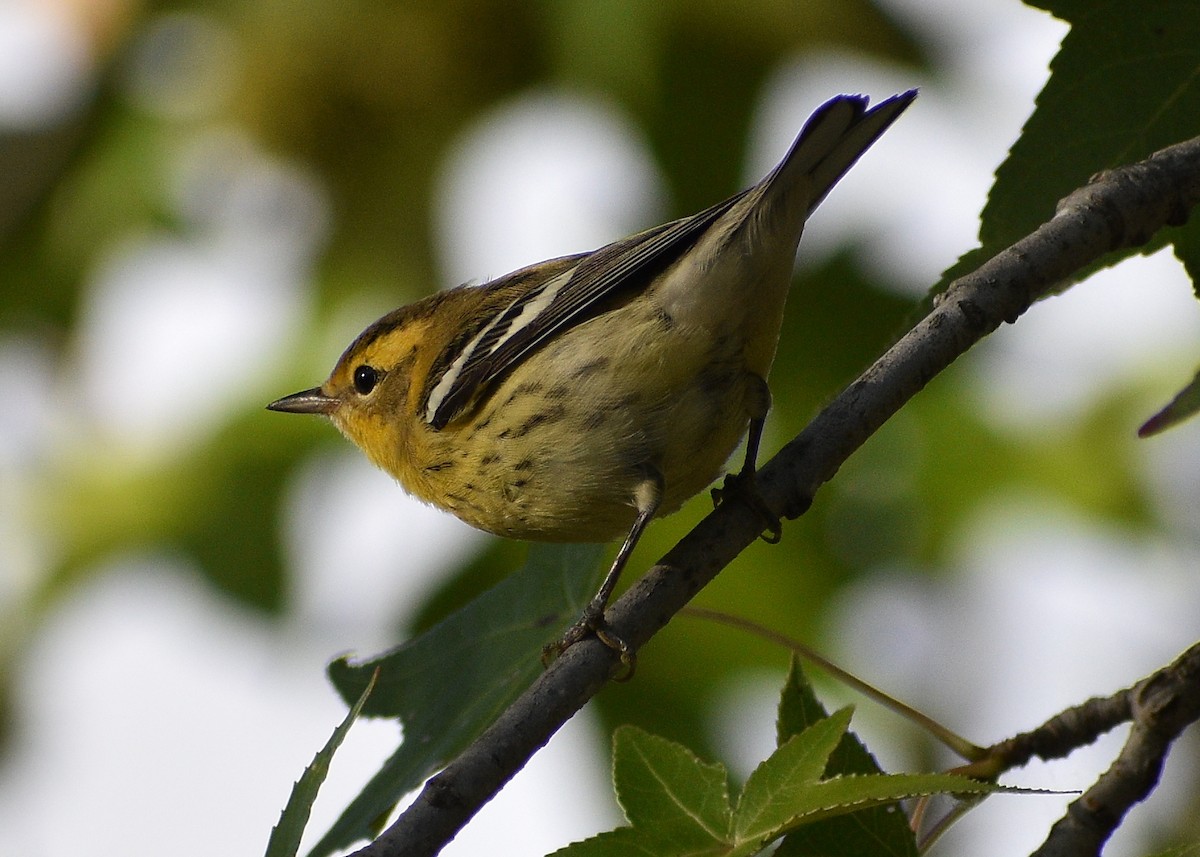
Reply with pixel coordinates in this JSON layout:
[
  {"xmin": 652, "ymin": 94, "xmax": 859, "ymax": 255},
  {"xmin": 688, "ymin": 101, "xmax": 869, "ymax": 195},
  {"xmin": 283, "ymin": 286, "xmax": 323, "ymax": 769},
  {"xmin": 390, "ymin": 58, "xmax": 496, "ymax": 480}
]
[{"xmin": 269, "ymin": 91, "xmax": 915, "ymax": 660}]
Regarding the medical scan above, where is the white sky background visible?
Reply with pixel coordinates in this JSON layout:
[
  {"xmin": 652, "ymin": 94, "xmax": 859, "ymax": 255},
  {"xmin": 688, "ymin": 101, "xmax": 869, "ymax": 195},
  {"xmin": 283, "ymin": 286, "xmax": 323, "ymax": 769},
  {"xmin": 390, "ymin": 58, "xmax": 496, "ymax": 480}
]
[{"xmin": 2, "ymin": 0, "xmax": 1200, "ymax": 856}]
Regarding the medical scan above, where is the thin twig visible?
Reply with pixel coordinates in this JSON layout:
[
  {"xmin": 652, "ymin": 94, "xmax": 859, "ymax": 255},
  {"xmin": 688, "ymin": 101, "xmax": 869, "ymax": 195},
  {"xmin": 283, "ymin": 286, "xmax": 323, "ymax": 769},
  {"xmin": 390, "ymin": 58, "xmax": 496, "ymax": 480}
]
[
  {"xmin": 680, "ymin": 606, "xmax": 984, "ymax": 761},
  {"xmin": 1029, "ymin": 641, "xmax": 1200, "ymax": 857}
]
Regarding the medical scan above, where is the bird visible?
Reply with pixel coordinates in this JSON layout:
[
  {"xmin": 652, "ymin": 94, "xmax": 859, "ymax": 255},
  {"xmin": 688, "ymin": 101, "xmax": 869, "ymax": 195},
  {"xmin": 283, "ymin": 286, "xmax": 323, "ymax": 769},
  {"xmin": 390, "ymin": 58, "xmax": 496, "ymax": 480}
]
[{"xmin": 268, "ymin": 90, "xmax": 916, "ymax": 664}]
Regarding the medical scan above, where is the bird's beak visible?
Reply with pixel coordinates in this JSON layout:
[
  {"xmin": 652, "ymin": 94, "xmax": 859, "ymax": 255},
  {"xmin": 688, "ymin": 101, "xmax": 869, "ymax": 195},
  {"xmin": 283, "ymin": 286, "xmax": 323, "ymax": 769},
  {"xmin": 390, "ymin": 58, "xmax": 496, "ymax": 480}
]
[{"xmin": 267, "ymin": 387, "xmax": 338, "ymax": 415}]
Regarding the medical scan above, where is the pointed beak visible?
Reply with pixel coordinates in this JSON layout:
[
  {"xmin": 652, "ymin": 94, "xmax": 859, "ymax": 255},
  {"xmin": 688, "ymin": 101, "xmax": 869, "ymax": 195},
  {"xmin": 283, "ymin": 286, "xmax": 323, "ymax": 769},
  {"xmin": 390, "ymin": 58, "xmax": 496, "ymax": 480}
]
[{"xmin": 266, "ymin": 387, "xmax": 339, "ymax": 415}]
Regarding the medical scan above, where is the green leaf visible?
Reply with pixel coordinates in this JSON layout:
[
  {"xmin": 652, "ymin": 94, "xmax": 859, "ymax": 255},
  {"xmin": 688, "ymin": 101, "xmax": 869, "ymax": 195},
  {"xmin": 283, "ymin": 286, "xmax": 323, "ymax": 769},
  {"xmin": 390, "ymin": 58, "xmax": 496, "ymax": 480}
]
[
  {"xmin": 1139, "ymin": 367, "xmax": 1200, "ymax": 436},
  {"xmin": 734, "ymin": 708, "xmax": 853, "ymax": 842},
  {"xmin": 552, "ymin": 725, "xmax": 735, "ymax": 857},
  {"xmin": 556, "ymin": 700, "xmax": 1002, "ymax": 857},
  {"xmin": 613, "ymin": 725, "xmax": 734, "ymax": 848},
  {"xmin": 548, "ymin": 827, "xmax": 671, "ymax": 857},
  {"xmin": 776, "ymin": 806, "xmax": 915, "ymax": 857},
  {"xmin": 777, "ymin": 657, "xmax": 886, "ymax": 776},
  {"xmin": 740, "ymin": 712, "xmax": 998, "ymax": 852},
  {"xmin": 308, "ymin": 542, "xmax": 606, "ymax": 857},
  {"xmin": 776, "ymin": 656, "xmax": 830, "ymax": 746},
  {"xmin": 774, "ymin": 657, "xmax": 918, "ymax": 857},
  {"xmin": 265, "ymin": 669, "xmax": 378, "ymax": 857},
  {"xmin": 737, "ymin": 771, "xmax": 1001, "ymax": 848},
  {"xmin": 935, "ymin": 0, "xmax": 1200, "ymax": 294}
]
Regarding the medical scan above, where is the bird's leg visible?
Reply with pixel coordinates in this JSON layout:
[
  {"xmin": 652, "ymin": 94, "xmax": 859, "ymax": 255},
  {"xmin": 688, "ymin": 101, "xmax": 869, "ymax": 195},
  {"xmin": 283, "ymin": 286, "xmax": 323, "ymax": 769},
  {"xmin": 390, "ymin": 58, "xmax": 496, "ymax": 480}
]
[
  {"xmin": 711, "ymin": 375, "xmax": 782, "ymax": 543},
  {"xmin": 543, "ymin": 469, "xmax": 663, "ymax": 677}
]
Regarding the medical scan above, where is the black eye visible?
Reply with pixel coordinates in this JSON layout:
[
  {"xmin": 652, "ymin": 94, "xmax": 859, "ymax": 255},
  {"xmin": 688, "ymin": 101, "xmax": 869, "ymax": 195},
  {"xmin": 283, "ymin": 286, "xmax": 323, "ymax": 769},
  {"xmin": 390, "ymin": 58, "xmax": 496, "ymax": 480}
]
[{"xmin": 353, "ymin": 365, "xmax": 380, "ymax": 395}]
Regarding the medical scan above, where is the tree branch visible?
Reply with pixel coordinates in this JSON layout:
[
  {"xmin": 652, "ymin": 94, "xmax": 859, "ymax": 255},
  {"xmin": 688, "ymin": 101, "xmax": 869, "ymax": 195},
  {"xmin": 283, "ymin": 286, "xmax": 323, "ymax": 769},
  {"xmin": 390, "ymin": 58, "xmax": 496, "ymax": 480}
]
[
  {"xmin": 1025, "ymin": 641, "xmax": 1200, "ymax": 857},
  {"xmin": 351, "ymin": 134, "xmax": 1200, "ymax": 857}
]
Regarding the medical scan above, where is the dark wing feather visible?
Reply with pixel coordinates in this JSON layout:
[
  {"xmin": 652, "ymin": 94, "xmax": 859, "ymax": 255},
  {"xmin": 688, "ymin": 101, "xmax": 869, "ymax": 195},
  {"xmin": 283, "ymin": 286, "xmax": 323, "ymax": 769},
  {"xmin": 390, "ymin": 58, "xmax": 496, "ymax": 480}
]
[
  {"xmin": 426, "ymin": 90, "xmax": 918, "ymax": 430},
  {"xmin": 425, "ymin": 189, "xmax": 749, "ymax": 429}
]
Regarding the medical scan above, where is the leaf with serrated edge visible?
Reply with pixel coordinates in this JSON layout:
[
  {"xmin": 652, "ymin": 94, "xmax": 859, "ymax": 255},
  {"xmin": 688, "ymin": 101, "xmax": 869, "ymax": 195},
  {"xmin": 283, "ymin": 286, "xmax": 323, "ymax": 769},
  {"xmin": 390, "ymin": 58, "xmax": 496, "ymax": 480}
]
[
  {"xmin": 310, "ymin": 542, "xmax": 605, "ymax": 857},
  {"xmin": 776, "ymin": 656, "xmax": 830, "ymax": 746},
  {"xmin": 547, "ymin": 826, "xmax": 671, "ymax": 857},
  {"xmin": 559, "ymin": 717, "xmax": 1005, "ymax": 857},
  {"xmin": 265, "ymin": 670, "xmax": 377, "ymax": 857},
  {"xmin": 934, "ymin": 0, "xmax": 1200, "ymax": 296},
  {"xmin": 736, "ymin": 772, "xmax": 1000, "ymax": 848},
  {"xmin": 613, "ymin": 725, "xmax": 734, "ymax": 849},
  {"xmin": 735, "ymin": 708, "xmax": 852, "ymax": 842},
  {"xmin": 774, "ymin": 659, "xmax": 917, "ymax": 857}
]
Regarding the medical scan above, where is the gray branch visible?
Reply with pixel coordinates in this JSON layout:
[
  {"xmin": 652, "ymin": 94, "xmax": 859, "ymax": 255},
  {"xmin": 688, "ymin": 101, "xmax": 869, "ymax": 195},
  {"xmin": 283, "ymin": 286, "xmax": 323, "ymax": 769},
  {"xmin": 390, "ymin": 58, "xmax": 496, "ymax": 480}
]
[
  {"xmin": 351, "ymin": 133, "xmax": 1200, "ymax": 857},
  {"xmin": 986, "ymin": 640, "xmax": 1200, "ymax": 857}
]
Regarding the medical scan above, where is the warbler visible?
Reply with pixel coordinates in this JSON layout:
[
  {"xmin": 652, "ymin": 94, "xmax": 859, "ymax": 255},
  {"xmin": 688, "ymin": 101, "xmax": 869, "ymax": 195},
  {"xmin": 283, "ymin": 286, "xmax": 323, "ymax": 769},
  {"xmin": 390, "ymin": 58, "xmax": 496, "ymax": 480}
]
[{"xmin": 269, "ymin": 91, "xmax": 915, "ymax": 660}]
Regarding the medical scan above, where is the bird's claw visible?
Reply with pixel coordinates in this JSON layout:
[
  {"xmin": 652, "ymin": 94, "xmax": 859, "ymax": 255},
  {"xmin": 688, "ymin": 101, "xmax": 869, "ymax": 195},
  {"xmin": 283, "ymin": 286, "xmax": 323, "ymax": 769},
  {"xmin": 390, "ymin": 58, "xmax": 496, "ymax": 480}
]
[
  {"xmin": 542, "ymin": 607, "xmax": 636, "ymax": 681},
  {"xmin": 712, "ymin": 469, "xmax": 782, "ymax": 544}
]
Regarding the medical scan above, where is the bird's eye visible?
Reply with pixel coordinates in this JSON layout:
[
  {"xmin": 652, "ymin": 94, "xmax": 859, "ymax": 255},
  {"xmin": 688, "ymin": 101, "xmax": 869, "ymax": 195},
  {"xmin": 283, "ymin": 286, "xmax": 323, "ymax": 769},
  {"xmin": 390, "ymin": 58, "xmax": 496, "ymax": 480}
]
[{"xmin": 353, "ymin": 365, "xmax": 380, "ymax": 395}]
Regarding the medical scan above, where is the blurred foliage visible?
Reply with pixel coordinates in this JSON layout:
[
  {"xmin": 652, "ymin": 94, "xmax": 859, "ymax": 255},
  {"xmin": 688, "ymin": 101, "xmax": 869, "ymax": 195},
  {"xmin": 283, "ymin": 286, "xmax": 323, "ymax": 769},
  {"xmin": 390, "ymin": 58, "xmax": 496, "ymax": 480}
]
[
  {"xmin": 0, "ymin": 0, "xmax": 928, "ymax": 732},
  {"xmin": 2, "ymin": 0, "xmax": 1200, "ymax": 852}
]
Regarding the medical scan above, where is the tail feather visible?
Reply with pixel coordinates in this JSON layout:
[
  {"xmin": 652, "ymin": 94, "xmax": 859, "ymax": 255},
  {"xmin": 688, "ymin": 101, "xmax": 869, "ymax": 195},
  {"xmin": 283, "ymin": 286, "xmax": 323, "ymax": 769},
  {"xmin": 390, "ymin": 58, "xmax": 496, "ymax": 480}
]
[{"xmin": 766, "ymin": 89, "xmax": 917, "ymax": 217}]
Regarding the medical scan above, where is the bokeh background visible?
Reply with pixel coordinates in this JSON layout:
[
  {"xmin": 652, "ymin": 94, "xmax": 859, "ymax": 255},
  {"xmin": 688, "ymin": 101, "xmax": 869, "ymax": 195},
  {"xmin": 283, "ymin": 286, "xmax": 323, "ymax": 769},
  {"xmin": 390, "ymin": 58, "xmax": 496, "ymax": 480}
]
[{"xmin": 2, "ymin": 0, "xmax": 1199, "ymax": 855}]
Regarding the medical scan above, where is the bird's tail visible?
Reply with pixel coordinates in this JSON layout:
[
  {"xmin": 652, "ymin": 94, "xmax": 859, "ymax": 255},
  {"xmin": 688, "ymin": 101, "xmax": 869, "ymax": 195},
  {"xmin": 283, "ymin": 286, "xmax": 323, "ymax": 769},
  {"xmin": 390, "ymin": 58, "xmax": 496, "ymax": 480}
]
[{"xmin": 763, "ymin": 89, "xmax": 917, "ymax": 220}]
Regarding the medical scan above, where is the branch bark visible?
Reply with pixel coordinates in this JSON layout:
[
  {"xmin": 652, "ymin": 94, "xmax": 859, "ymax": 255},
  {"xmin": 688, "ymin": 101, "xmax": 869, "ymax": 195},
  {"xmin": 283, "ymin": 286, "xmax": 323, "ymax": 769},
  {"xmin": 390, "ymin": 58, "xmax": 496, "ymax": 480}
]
[
  {"xmin": 351, "ymin": 134, "xmax": 1200, "ymax": 857},
  {"xmin": 980, "ymin": 640, "xmax": 1200, "ymax": 857}
]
